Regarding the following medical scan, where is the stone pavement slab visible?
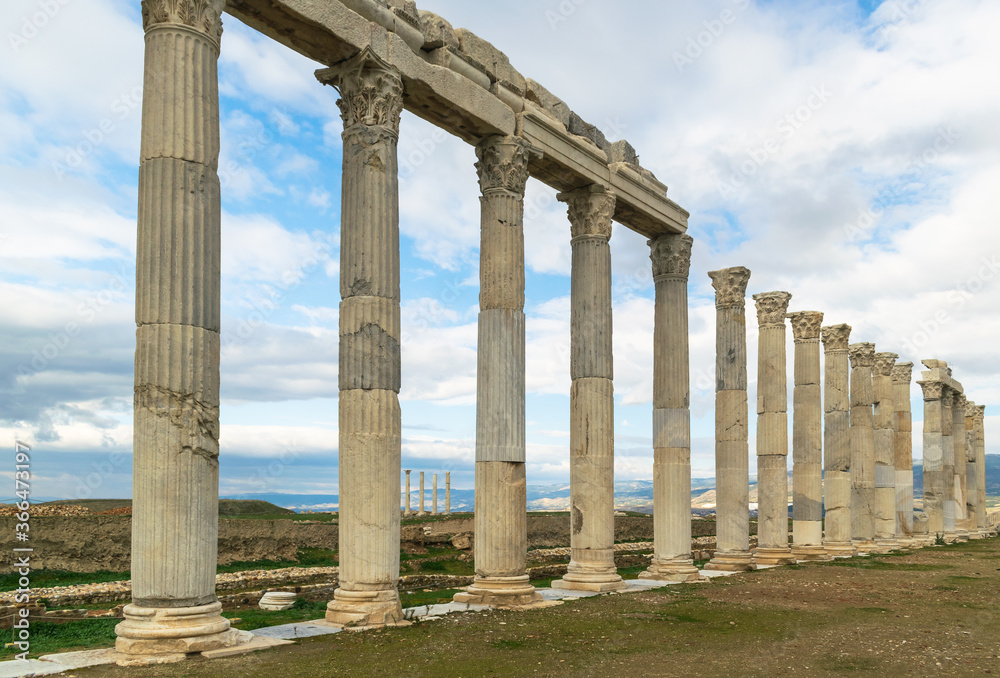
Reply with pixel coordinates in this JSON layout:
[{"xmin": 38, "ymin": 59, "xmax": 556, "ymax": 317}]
[
  {"xmin": 37, "ymin": 648, "xmax": 118, "ymax": 670},
  {"xmin": 536, "ymin": 588, "xmax": 599, "ymax": 601},
  {"xmin": 0, "ymin": 659, "xmax": 66, "ymax": 678},
  {"xmin": 251, "ymin": 621, "xmax": 343, "ymax": 640}
]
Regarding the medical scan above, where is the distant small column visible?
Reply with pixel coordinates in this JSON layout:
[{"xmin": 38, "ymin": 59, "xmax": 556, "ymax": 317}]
[
  {"xmin": 964, "ymin": 400, "xmax": 980, "ymax": 537},
  {"xmin": 873, "ymin": 352, "xmax": 898, "ymax": 551},
  {"xmin": 404, "ymin": 470, "xmax": 412, "ymax": 516},
  {"xmin": 849, "ymin": 342, "xmax": 877, "ymax": 550},
  {"xmin": 917, "ymin": 379, "xmax": 945, "ymax": 539},
  {"xmin": 952, "ymin": 393, "xmax": 969, "ymax": 539},
  {"xmin": 640, "ymin": 233, "xmax": 700, "ymax": 582},
  {"xmin": 432, "ymin": 473, "xmax": 439, "ymax": 515},
  {"xmin": 418, "ymin": 471, "xmax": 426, "ymax": 516},
  {"xmin": 940, "ymin": 388, "xmax": 957, "ymax": 540},
  {"xmin": 788, "ymin": 311, "xmax": 829, "ymax": 561},
  {"xmin": 751, "ymin": 292, "xmax": 796, "ymax": 567},
  {"xmin": 822, "ymin": 324, "xmax": 856, "ymax": 556},
  {"xmin": 704, "ymin": 267, "xmax": 755, "ymax": 572},
  {"xmin": 974, "ymin": 405, "xmax": 987, "ymax": 534},
  {"xmin": 892, "ymin": 363, "xmax": 914, "ymax": 543},
  {"xmin": 445, "ymin": 471, "xmax": 451, "ymax": 515}
]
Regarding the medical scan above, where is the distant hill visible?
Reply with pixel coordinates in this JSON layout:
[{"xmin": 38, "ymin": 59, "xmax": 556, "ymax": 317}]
[
  {"xmin": 27, "ymin": 498, "xmax": 294, "ymax": 516},
  {"xmin": 913, "ymin": 454, "xmax": 1000, "ymax": 496}
]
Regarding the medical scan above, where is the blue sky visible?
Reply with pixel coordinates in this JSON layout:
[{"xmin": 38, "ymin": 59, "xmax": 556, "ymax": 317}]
[{"xmin": 2, "ymin": 0, "xmax": 1000, "ymax": 500}]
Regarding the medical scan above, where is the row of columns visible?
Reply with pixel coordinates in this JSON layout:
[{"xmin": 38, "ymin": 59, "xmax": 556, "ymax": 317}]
[{"xmin": 402, "ymin": 470, "xmax": 451, "ymax": 516}]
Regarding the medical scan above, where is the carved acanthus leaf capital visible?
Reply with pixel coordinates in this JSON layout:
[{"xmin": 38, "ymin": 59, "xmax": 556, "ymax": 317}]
[
  {"xmin": 892, "ymin": 361, "xmax": 913, "ymax": 383},
  {"xmin": 848, "ymin": 342, "xmax": 876, "ymax": 368},
  {"xmin": 953, "ymin": 392, "xmax": 968, "ymax": 411},
  {"xmin": 649, "ymin": 233, "xmax": 694, "ymax": 281},
  {"xmin": 141, "ymin": 0, "xmax": 225, "ymax": 42},
  {"xmin": 475, "ymin": 135, "xmax": 530, "ymax": 196},
  {"xmin": 874, "ymin": 352, "xmax": 898, "ymax": 377},
  {"xmin": 708, "ymin": 267, "xmax": 751, "ymax": 307},
  {"xmin": 918, "ymin": 380, "xmax": 944, "ymax": 400},
  {"xmin": 318, "ymin": 48, "xmax": 404, "ymax": 132},
  {"xmin": 559, "ymin": 186, "xmax": 615, "ymax": 240},
  {"xmin": 821, "ymin": 324, "xmax": 852, "ymax": 351},
  {"xmin": 753, "ymin": 291, "xmax": 792, "ymax": 326},
  {"xmin": 975, "ymin": 404, "xmax": 986, "ymax": 424},
  {"xmin": 787, "ymin": 311, "xmax": 823, "ymax": 341}
]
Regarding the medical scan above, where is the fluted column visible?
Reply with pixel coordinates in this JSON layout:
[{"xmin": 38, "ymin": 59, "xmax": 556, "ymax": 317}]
[
  {"xmin": 892, "ymin": 363, "xmax": 914, "ymax": 543},
  {"xmin": 418, "ymin": 471, "xmax": 426, "ymax": 515},
  {"xmin": 432, "ymin": 474, "xmax": 439, "ymax": 515},
  {"xmin": 822, "ymin": 325, "xmax": 856, "ymax": 556},
  {"xmin": 704, "ymin": 267, "xmax": 755, "ymax": 572},
  {"xmin": 445, "ymin": 471, "xmax": 451, "ymax": 515},
  {"xmin": 873, "ymin": 352, "xmax": 898, "ymax": 551},
  {"xmin": 788, "ymin": 311, "xmax": 829, "ymax": 561},
  {"xmin": 964, "ymin": 400, "xmax": 980, "ymax": 537},
  {"xmin": 640, "ymin": 234, "xmax": 701, "ymax": 582},
  {"xmin": 115, "ymin": 0, "xmax": 246, "ymax": 661},
  {"xmin": 917, "ymin": 380, "xmax": 945, "ymax": 539},
  {"xmin": 952, "ymin": 393, "xmax": 969, "ymax": 539},
  {"xmin": 940, "ymin": 387, "xmax": 957, "ymax": 540},
  {"xmin": 849, "ymin": 342, "xmax": 878, "ymax": 550},
  {"xmin": 404, "ymin": 470, "xmax": 411, "ymax": 516},
  {"xmin": 974, "ymin": 405, "xmax": 987, "ymax": 533},
  {"xmin": 317, "ymin": 47, "xmax": 404, "ymax": 626},
  {"xmin": 454, "ymin": 135, "xmax": 542, "ymax": 608},
  {"xmin": 552, "ymin": 186, "xmax": 626, "ymax": 592},
  {"xmin": 752, "ymin": 292, "xmax": 795, "ymax": 566}
]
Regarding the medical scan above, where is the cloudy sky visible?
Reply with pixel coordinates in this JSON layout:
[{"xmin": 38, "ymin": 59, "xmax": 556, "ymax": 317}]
[{"xmin": 2, "ymin": 0, "xmax": 999, "ymax": 501}]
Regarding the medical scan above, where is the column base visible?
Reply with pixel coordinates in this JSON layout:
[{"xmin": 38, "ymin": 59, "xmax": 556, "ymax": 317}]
[
  {"xmin": 325, "ymin": 588, "xmax": 403, "ymax": 627},
  {"xmin": 639, "ymin": 557, "xmax": 703, "ymax": 582},
  {"xmin": 453, "ymin": 576, "xmax": 544, "ymax": 608},
  {"xmin": 552, "ymin": 550, "xmax": 628, "ymax": 591},
  {"xmin": 851, "ymin": 539, "xmax": 878, "ymax": 554},
  {"xmin": 704, "ymin": 551, "xmax": 756, "ymax": 572},
  {"xmin": 822, "ymin": 541, "xmax": 858, "ymax": 557},
  {"xmin": 873, "ymin": 538, "xmax": 900, "ymax": 553},
  {"xmin": 752, "ymin": 547, "xmax": 796, "ymax": 567},
  {"xmin": 790, "ymin": 544, "xmax": 832, "ymax": 561},
  {"xmin": 115, "ymin": 602, "xmax": 251, "ymax": 664}
]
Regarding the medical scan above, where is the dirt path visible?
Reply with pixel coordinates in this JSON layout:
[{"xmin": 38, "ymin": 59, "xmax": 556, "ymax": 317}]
[{"xmin": 80, "ymin": 538, "xmax": 1000, "ymax": 677}]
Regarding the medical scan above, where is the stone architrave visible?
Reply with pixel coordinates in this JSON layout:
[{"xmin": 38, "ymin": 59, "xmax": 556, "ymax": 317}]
[
  {"xmin": 788, "ymin": 311, "xmax": 829, "ymax": 561},
  {"xmin": 822, "ymin": 325, "xmax": 856, "ymax": 557},
  {"xmin": 892, "ymin": 363, "xmax": 915, "ymax": 543},
  {"xmin": 704, "ymin": 267, "xmax": 756, "ymax": 572},
  {"xmin": 873, "ymin": 352, "xmax": 899, "ymax": 550},
  {"xmin": 752, "ymin": 292, "xmax": 796, "ymax": 567},
  {"xmin": 940, "ymin": 387, "xmax": 957, "ymax": 540},
  {"xmin": 640, "ymin": 233, "xmax": 701, "ymax": 582},
  {"xmin": 849, "ymin": 342, "xmax": 878, "ymax": 551},
  {"xmin": 952, "ymin": 393, "xmax": 969, "ymax": 539},
  {"xmin": 964, "ymin": 400, "xmax": 980, "ymax": 537},
  {"xmin": 115, "ymin": 0, "xmax": 249, "ymax": 662},
  {"xmin": 317, "ymin": 47, "xmax": 405, "ymax": 627},
  {"xmin": 454, "ymin": 135, "xmax": 543, "ymax": 608},
  {"xmin": 404, "ymin": 470, "xmax": 412, "ymax": 516},
  {"xmin": 418, "ymin": 472, "xmax": 426, "ymax": 516},
  {"xmin": 446, "ymin": 471, "xmax": 451, "ymax": 515},
  {"xmin": 917, "ymin": 379, "xmax": 946, "ymax": 539},
  {"xmin": 432, "ymin": 473, "xmax": 439, "ymax": 515},
  {"xmin": 552, "ymin": 185, "xmax": 626, "ymax": 592},
  {"xmin": 974, "ymin": 405, "xmax": 987, "ymax": 533}
]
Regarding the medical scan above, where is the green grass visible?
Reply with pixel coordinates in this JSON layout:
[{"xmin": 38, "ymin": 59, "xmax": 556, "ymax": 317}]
[
  {"xmin": 224, "ymin": 599, "xmax": 329, "ymax": 631},
  {"xmin": 0, "ymin": 569, "xmax": 129, "ymax": 592},
  {"xmin": 216, "ymin": 547, "xmax": 338, "ymax": 574},
  {"xmin": 0, "ymin": 618, "xmax": 119, "ymax": 660},
  {"xmin": 818, "ymin": 556, "xmax": 945, "ymax": 571}
]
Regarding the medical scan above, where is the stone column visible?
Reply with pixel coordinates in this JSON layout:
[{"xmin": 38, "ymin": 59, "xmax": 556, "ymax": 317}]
[
  {"xmin": 704, "ymin": 267, "xmax": 755, "ymax": 572},
  {"xmin": 640, "ymin": 234, "xmax": 701, "ymax": 582},
  {"xmin": 940, "ymin": 387, "xmax": 957, "ymax": 540},
  {"xmin": 822, "ymin": 325, "xmax": 856, "ymax": 557},
  {"xmin": 552, "ymin": 185, "xmax": 626, "ymax": 592},
  {"xmin": 454, "ymin": 135, "xmax": 542, "ymax": 608},
  {"xmin": 974, "ymin": 405, "xmax": 987, "ymax": 533},
  {"xmin": 892, "ymin": 363, "xmax": 914, "ymax": 543},
  {"xmin": 964, "ymin": 400, "xmax": 980, "ymax": 537},
  {"xmin": 788, "ymin": 311, "xmax": 829, "ymax": 561},
  {"xmin": 115, "ymin": 0, "xmax": 247, "ymax": 662},
  {"xmin": 432, "ymin": 473, "xmax": 439, "ymax": 515},
  {"xmin": 873, "ymin": 352, "xmax": 898, "ymax": 550},
  {"xmin": 953, "ymin": 393, "xmax": 969, "ymax": 539},
  {"xmin": 849, "ymin": 342, "xmax": 877, "ymax": 550},
  {"xmin": 404, "ymin": 470, "xmax": 411, "ymax": 516},
  {"xmin": 752, "ymin": 292, "xmax": 795, "ymax": 567},
  {"xmin": 418, "ymin": 472, "xmax": 426, "ymax": 516},
  {"xmin": 917, "ymin": 380, "xmax": 945, "ymax": 539},
  {"xmin": 446, "ymin": 471, "xmax": 451, "ymax": 515},
  {"xmin": 317, "ymin": 47, "xmax": 404, "ymax": 627}
]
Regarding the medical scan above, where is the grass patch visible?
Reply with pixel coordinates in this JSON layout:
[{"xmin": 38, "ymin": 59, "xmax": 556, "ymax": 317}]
[
  {"xmin": 821, "ymin": 655, "xmax": 881, "ymax": 672},
  {"xmin": 819, "ymin": 557, "xmax": 945, "ymax": 571},
  {"xmin": 399, "ymin": 588, "xmax": 462, "ymax": 607},
  {"xmin": 225, "ymin": 599, "xmax": 329, "ymax": 631},
  {"xmin": 0, "ymin": 618, "xmax": 119, "ymax": 660},
  {"xmin": 0, "ymin": 569, "xmax": 129, "ymax": 592}
]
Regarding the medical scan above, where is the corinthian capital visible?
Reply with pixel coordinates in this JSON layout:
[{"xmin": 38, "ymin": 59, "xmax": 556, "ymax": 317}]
[
  {"xmin": 752, "ymin": 291, "xmax": 792, "ymax": 326},
  {"xmin": 848, "ymin": 342, "xmax": 875, "ymax": 368},
  {"xmin": 892, "ymin": 361, "xmax": 914, "ymax": 383},
  {"xmin": 317, "ymin": 48, "xmax": 404, "ymax": 132},
  {"xmin": 975, "ymin": 404, "xmax": 986, "ymax": 424},
  {"xmin": 558, "ymin": 185, "xmax": 615, "ymax": 240},
  {"xmin": 821, "ymin": 324, "xmax": 851, "ymax": 351},
  {"xmin": 141, "ymin": 0, "xmax": 225, "ymax": 41},
  {"xmin": 708, "ymin": 267, "xmax": 751, "ymax": 308},
  {"xmin": 649, "ymin": 233, "xmax": 694, "ymax": 281},
  {"xmin": 874, "ymin": 352, "xmax": 898, "ymax": 377},
  {"xmin": 475, "ymin": 135, "xmax": 530, "ymax": 196},
  {"xmin": 918, "ymin": 380, "xmax": 944, "ymax": 401},
  {"xmin": 954, "ymin": 392, "xmax": 968, "ymax": 411},
  {"xmin": 787, "ymin": 311, "xmax": 823, "ymax": 341}
]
